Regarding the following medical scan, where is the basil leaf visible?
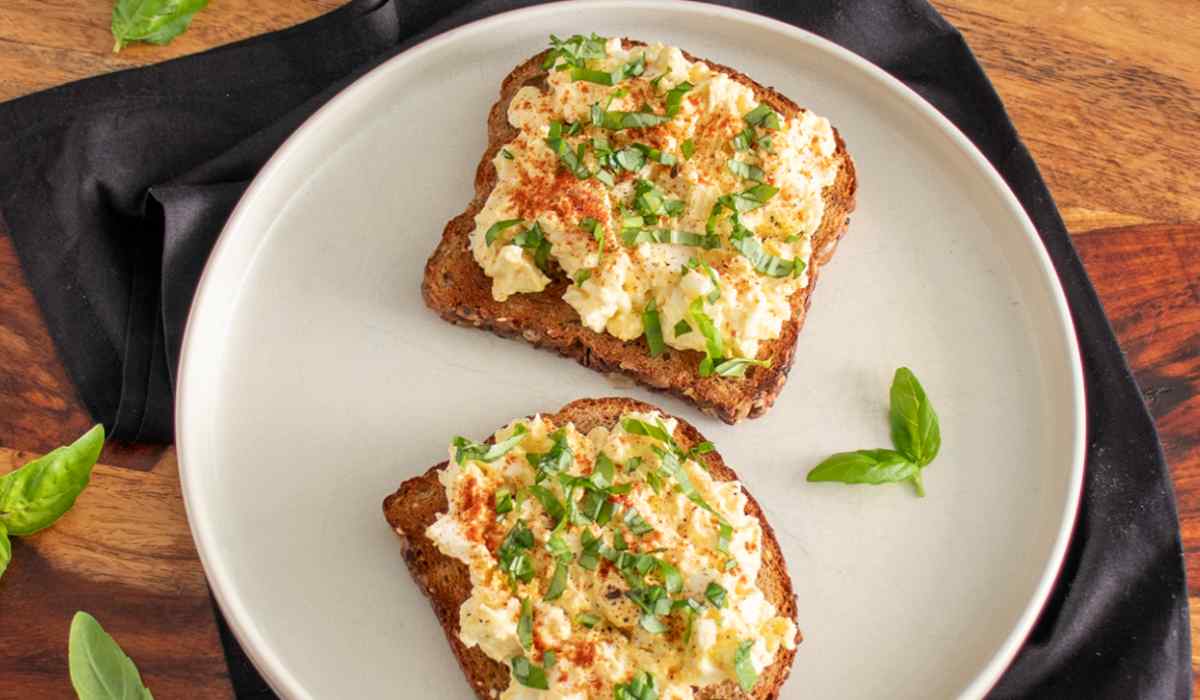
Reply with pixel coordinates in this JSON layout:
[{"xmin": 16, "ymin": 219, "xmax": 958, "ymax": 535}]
[
  {"xmin": 600, "ymin": 110, "xmax": 670, "ymax": 130},
  {"xmin": 544, "ymin": 560, "xmax": 569, "ymax": 602},
  {"xmin": 623, "ymin": 507, "xmax": 654, "ymax": 536},
  {"xmin": 494, "ymin": 488, "xmax": 514, "ymax": 515},
  {"xmin": 517, "ymin": 598, "xmax": 535, "ymax": 650},
  {"xmin": 570, "ymin": 66, "xmax": 615, "ymax": 85},
  {"xmin": 527, "ymin": 484, "xmax": 565, "ymax": 524},
  {"xmin": 734, "ymin": 640, "xmax": 758, "ymax": 691},
  {"xmin": 546, "ymin": 532, "xmax": 572, "ymax": 561},
  {"xmin": 511, "ymin": 221, "xmax": 553, "ymax": 273},
  {"xmin": 689, "ymin": 441, "xmax": 714, "ymax": 457},
  {"xmin": 615, "ymin": 146, "xmax": 646, "ymax": 172},
  {"xmin": 624, "ymin": 228, "xmax": 719, "ymax": 249},
  {"xmin": 806, "ymin": 449, "xmax": 919, "ymax": 486},
  {"xmin": 717, "ymin": 521, "xmax": 733, "ymax": 557},
  {"xmin": 744, "ymin": 104, "xmax": 782, "ymax": 130},
  {"xmin": 658, "ymin": 560, "xmax": 683, "ymax": 595},
  {"xmin": 595, "ymin": 168, "xmax": 615, "ymax": 187},
  {"xmin": 69, "ymin": 611, "xmax": 154, "ymax": 700},
  {"xmin": 642, "ymin": 299, "xmax": 666, "ymax": 358},
  {"xmin": 581, "ymin": 217, "xmax": 605, "ymax": 260},
  {"xmin": 688, "ymin": 297, "xmax": 724, "ymax": 377},
  {"xmin": 498, "ymin": 520, "xmax": 536, "ymax": 585},
  {"xmin": 713, "ymin": 357, "xmax": 771, "ymax": 377},
  {"xmin": 732, "ymin": 127, "xmax": 755, "ymax": 151},
  {"xmin": 673, "ymin": 319, "xmax": 692, "ymax": 336},
  {"xmin": 632, "ymin": 143, "xmax": 676, "ymax": 166},
  {"xmin": 890, "ymin": 367, "xmax": 941, "ymax": 467},
  {"xmin": 727, "ymin": 159, "xmax": 765, "ymax": 183},
  {"xmin": 592, "ymin": 453, "xmax": 616, "ymax": 489},
  {"xmin": 501, "ymin": 148, "xmax": 515, "ymax": 160},
  {"xmin": 664, "ymin": 81, "xmax": 693, "ymax": 117},
  {"xmin": 620, "ymin": 417, "xmax": 676, "ymax": 448},
  {"xmin": 545, "ymin": 124, "xmax": 591, "ymax": 179},
  {"xmin": 452, "ymin": 424, "xmax": 527, "ymax": 466},
  {"xmin": 527, "ymin": 428, "xmax": 573, "ymax": 479},
  {"xmin": 576, "ymin": 611, "xmax": 601, "ymax": 628},
  {"xmin": 0, "ymin": 424, "xmax": 104, "ymax": 536},
  {"xmin": 705, "ymin": 581, "xmax": 727, "ymax": 608},
  {"xmin": 484, "ymin": 218, "xmax": 524, "ymax": 246},
  {"xmin": 639, "ymin": 613, "xmax": 667, "ymax": 634},
  {"xmin": 732, "ymin": 184, "xmax": 779, "ymax": 211},
  {"xmin": 511, "ymin": 655, "xmax": 549, "ymax": 690},
  {"xmin": 681, "ymin": 139, "xmax": 695, "ymax": 160},
  {"xmin": 729, "ymin": 228, "xmax": 802, "ymax": 278},
  {"xmin": 0, "ymin": 523, "xmax": 9, "ymax": 581},
  {"xmin": 544, "ymin": 33, "xmax": 607, "ymax": 70},
  {"xmin": 614, "ymin": 671, "xmax": 658, "ymax": 700},
  {"xmin": 111, "ymin": 0, "xmax": 208, "ymax": 53},
  {"xmin": 574, "ymin": 269, "xmax": 592, "ymax": 286},
  {"xmin": 685, "ymin": 257, "xmax": 722, "ymax": 302},
  {"xmin": 578, "ymin": 529, "xmax": 601, "ymax": 570}
]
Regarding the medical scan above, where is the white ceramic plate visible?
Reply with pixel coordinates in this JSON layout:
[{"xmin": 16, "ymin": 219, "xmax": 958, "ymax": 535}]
[{"xmin": 176, "ymin": 2, "xmax": 1085, "ymax": 698}]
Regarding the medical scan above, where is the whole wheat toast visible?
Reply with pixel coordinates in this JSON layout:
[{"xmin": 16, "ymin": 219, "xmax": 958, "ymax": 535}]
[
  {"xmin": 383, "ymin": 396, "xmax": 799, "ymax": 699},
  {"xmin": 422, "ymin": 41, "xmax": 857, "ymax": 424}
]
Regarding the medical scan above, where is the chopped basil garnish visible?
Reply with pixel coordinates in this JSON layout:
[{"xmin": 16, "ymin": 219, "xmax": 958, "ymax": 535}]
[
  {"xmin": 727, "ymin": 159, "xmax": 765, "ymax": 183},
  {"xmin": 511, "ymin": 655, "xmax": 549, "ymax": 690},
  {"xmin": 546, "ymin": 532, "xmax": 571, "ymax": 560},
  {"xmin": 599, "ymin": 110, "xmax": 670, "ymax": 130},
  {"xmin": 732, "ymin": 126, "xmax": 755, "ymax": 151},
  {"xmin": 498, "ymin": 520, "xmax": 535, "ymax": 586},
  {"xmin": 570, "ymin": 66, "xmax": 616, "ymax": 85},
  {"xmin": 657, "ymin": 559, "xmax": 683, "ymax": 594},
  {"xmin": 717, "ymin": 521, "xmax": 733, "ymax": 556},
  {"xmin": 673, "ymin": 319, "xmax": 692, "ymax": 336},
  {"xmin": 543, "ymin": 650, "xmax": 556, "ymax": 668},
  {"xmin": 501, "ymin": 148, "xmax": 514, "ymax": 160},
  {"xmin": 578, "ymin": 529, "xmax": 601, "ymax": 570},
  {"xmin": 688, "ymin": 297, "xmax": 724, "ymax": 377},
  {"xmin": 518, "ymin": 598, "xmax": 534, "ymax": 650},
  {"xmin": 730, "ymin": 227, "xmax": 804, "ymax": 277},
  {"xmin": 664, "ymin": 81, "xmax": 693, "ymax": 117},
  {"xmin": 623, "ymin": 228, "xmax": 718, "ymax": 249},
  {"xmin": 527, "ymin": 428, "xmax": 573, "ymax": 480},
  {"xmin": 527, "ymin": 484, "xmax": 565, "ymax": 524},
  {"xmin": 732, "ymin": 183, "xmax": 779, "ymax": 210},
  {"xmin": 494, "ymin": 488, "xmax": 514, "ymax": 515},
  {"xmin": 511, "ymin": 221, "xmax": 553, "ymax": 273},
  {"xmin": 620, "ymin": 417, "xmax": 676, "ymax": 448},
  {"xmin": 681, "ymin": 138, "xmax": 695, "ymax": 160},
  {"xmin": 580, "ymin": 217, "xmax": 605, "ymax": 260},
  {"xmin": 484, "ymin": 218, "xmax": 523, "ymax": 246},
  {"xmin": 543, "ymin": 33, "xmax": 607, "ymax": 71},
  {"xmin": 639, "ymin": 614, "xmax": 668, "ymax": 634},
  {"xmin": 544, "ymin": 560, "xmax": 569, "ymax": 601},
  {"xmin": 577, "ymin": 611, "xmax": 602, "ymax": 628},
  {"xmin": 574, "ymin": 269, "xmax": 591, "ymax": 286},
  {"xmin": 623, "ymin": 507, "xmax": 654, "ymax": 536},
  {"xmin": 744, "ymin": 104, "xmax": 782, "ymax": 130},
  {"xmin": 713, "ymin": 357, "xmax": 772, "ymax": 377},
  {"xmin": 453, "ymin": 424, "xmax": 527, "ymax": 464},
  {"xmin": 705, "ymin": 581, "xmax": 727, "ymax": 608},
  {"xmin": 633, "ymin": 143, "xmax": 676, "ymax": 166},
  {"xmin": 595, "ymin": 168, "xmax": 615, "ymax": 187},
  {"xmin": 592, "ymin": 453, "xmax": 616, "ymax": 488},
  {"xmin": 685, "ymin": 257, "xmax": 721, "ymax": 303},
  {"xmin": 734, "ymin": 640, "xmax": 758, "ymax": 691},
  {"xmin": 688, "ymin": 441, "xmax": 715, "ymax": 459},
  {"xmin": 546, "ymin": 122, "xmax": 591, "ymax": 179},
  {"xmin": 615, "ymin": 146, "xmax": 646, "ymax": 172},
  {"xmin": 642, "ymin": 299, "xmax": 665, "ymax": 358},
  {"xmin": 614, "ymin": 671, "xmax": 659, "ymax": 700}
]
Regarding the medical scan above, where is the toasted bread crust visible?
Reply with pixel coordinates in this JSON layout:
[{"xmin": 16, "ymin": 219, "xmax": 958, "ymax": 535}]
[
  {"xmin": 421, "ymin": 42, "xmax": 857, "ymax": 424},
  {"xmin": 383, "ymin": 397, "xmax": 799, "ymax": 699}
]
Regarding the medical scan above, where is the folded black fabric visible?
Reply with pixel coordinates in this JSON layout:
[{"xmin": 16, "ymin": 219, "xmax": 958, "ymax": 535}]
[{"xmin": 0, "ymin": 1, "xmax": 1188, "ymax": 697}]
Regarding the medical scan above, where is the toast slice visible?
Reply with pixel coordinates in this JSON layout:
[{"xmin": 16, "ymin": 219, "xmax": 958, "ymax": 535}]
[
  {"xmin": 383, "ymin": 396, "xmax": 799, "ymax": 699},
  {"xmin": 422, "ymin": 40, "xmax": 857, "ymax": 424}
]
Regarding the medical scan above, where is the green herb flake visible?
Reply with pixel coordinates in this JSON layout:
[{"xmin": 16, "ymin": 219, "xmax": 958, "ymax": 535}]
[
  {"xmin": 727, "ymin": 159, "xmax": 765, "ymax": 183},
  {"xmin": 664, "ymin": 81, "xmax": 694, "ymax": 117},
  {"xmin": 576, "ymin": 611, "xmax": 602, "ymax": 628},
  {"xmin": 642, "ymin": 299, "xmax": 666, "ymax": 358},
  {"xmin": 614, "ymin": 671, "xmax": 658, "ymax": 700},
  {"xmin": 511, "ymin": 655, "xmax": 549, "ymax": 690},
  {"xmin": 518, "ymin": 598, "xmax": 534, "ymax": 650},
  {"xmin": 734, "ymin": 640, "xmax": 759, "ymax": 691},
  {"xmin": 501, "ymin": 148, "xmax": 515, "ymax": 160},
  {"xmin": 673, "ymin": 319, "xmax": 692, "ymax": 336},
  {"xmin": 713, "ymin": 357, "xmax": 772, "ymax": 377},
  {"xmin": 688, "ymin": 297, "xmax": 724, "ymax": 377},
  {"xmin": 544, "ymin": 560, "xmax": 569, "ymax": 601},
  {"xmin": 484, "ymin": 218, "xmax": 524, "ymax": 246},
  {"xmin": 494, "ymin": 488, "xmax": 514, "ymax": 515},
  {"xmin": 452, "ymin": 424, "xmax": 527, "ymax": 465},
  {"xmin": 705, "ymin": 581, "xmax": 727, "ymax": 608},
  {"xmin": 681, "ymin": 139, "xmax": 696, "ymax": 160},
  {"xmin": 744, "ymin": 104, "xmax": 782, "ymax": 130}
]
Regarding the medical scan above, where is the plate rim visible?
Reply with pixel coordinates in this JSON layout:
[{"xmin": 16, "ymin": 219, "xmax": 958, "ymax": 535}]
[{"xmin": 175, "ymin": 2, "xmax": 1087, "ymax": 698}]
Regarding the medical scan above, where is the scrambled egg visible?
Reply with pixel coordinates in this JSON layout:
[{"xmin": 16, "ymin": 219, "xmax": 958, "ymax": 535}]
[
  {"xmin": 426, "ymin": 410, "xmax": 797, "ymax": 699},
  {"xmin": 469, "ymin": 34, "xmax": 840, "ymax": 367}
]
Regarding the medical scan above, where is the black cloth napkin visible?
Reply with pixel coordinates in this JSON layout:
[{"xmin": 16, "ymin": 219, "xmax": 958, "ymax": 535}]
[{"xmin": 0, "ymin": 1, "xmax": 1189, "ymax": 697}]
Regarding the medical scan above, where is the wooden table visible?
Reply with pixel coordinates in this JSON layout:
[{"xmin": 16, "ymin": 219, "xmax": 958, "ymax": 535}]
[{"xmin": 0, "ymin": 1, "xmax": 1195, "ymax": 696}]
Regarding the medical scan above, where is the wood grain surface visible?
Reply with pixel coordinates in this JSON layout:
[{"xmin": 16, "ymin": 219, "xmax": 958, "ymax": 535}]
[{"xmin": 0, "ymin": 0, "xmax": 1196, "ymax": 696}]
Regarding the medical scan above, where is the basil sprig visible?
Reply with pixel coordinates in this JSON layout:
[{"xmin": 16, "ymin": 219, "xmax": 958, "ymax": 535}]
[
  {"xmin": 452, "ymin": 424, "xmax": 527, "ymax": 465},
  {"xmin": 69, "ymin": 611, "xmax": 154, "ymax": 699},
  {"xmin": 111, "ymin": 0, "xmax": 209, "ymax": 54},
  {"xmin": 0, "ymin": 424, "xmax": 104, "ymax": 538},
  {"xmin": 734, "ymin": 640, "xmax": 759, "ymax": 691},
  {"xmin": 807, "ymin": 367, "xmax": 942, "ymax": 496}
]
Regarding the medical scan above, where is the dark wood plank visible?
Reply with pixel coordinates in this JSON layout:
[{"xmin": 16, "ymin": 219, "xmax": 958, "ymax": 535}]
[{"xmin": 0, "ymin": 449, "xmax": 232, "ymax": 699}]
